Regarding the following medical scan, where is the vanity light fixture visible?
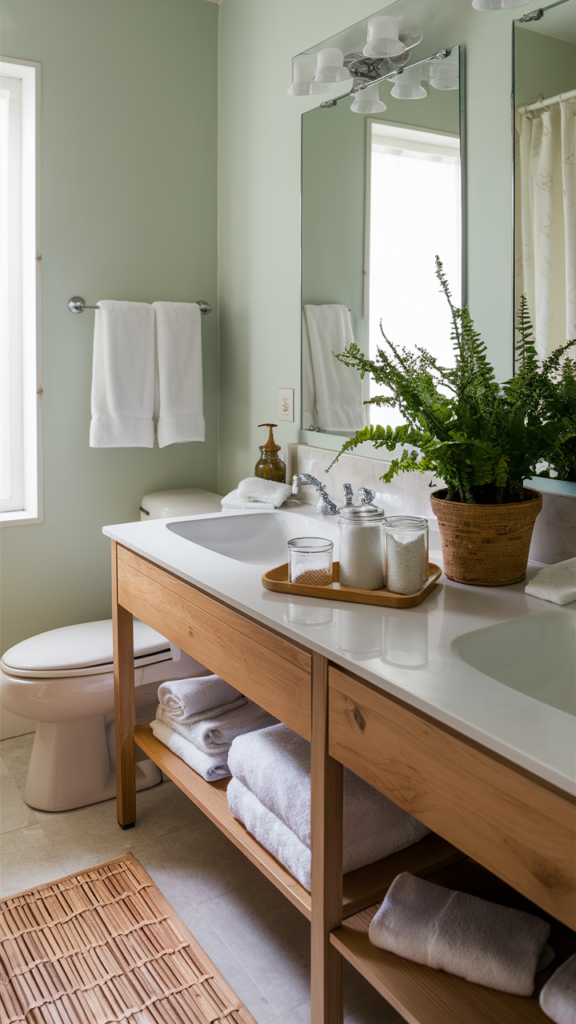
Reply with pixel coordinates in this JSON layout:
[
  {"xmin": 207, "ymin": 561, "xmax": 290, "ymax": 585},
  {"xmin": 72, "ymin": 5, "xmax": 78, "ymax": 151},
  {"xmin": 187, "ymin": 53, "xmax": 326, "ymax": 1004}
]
[
  {"xmin": 287, "ymin": 54, "xmax": 330, "ymax": 95},
  {"xmin": 318, "ymin": 48, "xmax": 453, "ymax": 110},
  {"xmin": 363, "ymin": 16, "xmax": 407, "ymax": 57},
  {"xmin": 390, "ymin": 64, "xmax": 428, "ymax": 99},
  {"xmin": 312, "ymin": 47, "xmax": 351, "ymax": 83},
  {"xmin": 427, "ymin": 52, "xmax": 459, "ymax": 88},
  {"xmin": 350, "ymin": 83, "xmax": 387, "ymax": 113}
]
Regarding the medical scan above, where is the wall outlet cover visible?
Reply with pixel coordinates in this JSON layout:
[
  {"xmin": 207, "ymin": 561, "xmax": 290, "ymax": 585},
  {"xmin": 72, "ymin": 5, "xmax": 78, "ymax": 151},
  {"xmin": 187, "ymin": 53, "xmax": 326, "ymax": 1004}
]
[{"xmin": 277, "ymin": 388, "xmax": 294, "ymax": 422}]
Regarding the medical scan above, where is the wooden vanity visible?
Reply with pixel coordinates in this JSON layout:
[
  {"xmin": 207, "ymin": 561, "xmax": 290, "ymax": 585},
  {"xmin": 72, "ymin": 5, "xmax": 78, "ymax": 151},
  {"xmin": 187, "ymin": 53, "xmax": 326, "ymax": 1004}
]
[{"xmin": 111, "ymin": 540, "xmax": 576, "ymax": 1024}]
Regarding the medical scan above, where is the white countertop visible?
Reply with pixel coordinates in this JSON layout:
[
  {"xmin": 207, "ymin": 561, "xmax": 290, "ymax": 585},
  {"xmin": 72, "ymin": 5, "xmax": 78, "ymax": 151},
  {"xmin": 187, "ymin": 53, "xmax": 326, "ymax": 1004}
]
[{"xmin": 103, "ymin": 504, "xmax": 576, "ymax": 795}]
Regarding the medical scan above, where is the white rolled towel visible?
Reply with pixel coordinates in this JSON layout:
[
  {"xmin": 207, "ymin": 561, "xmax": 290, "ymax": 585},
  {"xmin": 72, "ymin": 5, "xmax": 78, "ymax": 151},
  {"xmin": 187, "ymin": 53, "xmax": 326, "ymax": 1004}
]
[
  {"xmin": 237, "ymin": 477, "xmax": 293, "ymax": 508},
  {"xmin": 540, "ymin": 954, "xmax": 576, "ymax": 1024},
  {"xmin": 525, "ymin": 558, "xmax": 576, "ymax": 605},
  {"xmin": 156, "ymin": 700, "xmax": 278, "ymax": 754},
  {"xmin": 228, "ymin": 723, "xmax": 428, "ymax": 853},
  {"xmin": 158, "ymin": 674, "xmax": 243, "ymax": 719},
  {"xmin": 150, "ymin": 719, "xmax": 230, "ymax": 781},
  {"xmin": 221, "ymin": 489, "xmax": 277, "ymax": 510},
  {"xmin": 369, "ymin": 872, "xmax": 552, "ymax": 996},
  {"xmin": 228, "ymin": 778, "xmax": 312, "ymax": 889}
]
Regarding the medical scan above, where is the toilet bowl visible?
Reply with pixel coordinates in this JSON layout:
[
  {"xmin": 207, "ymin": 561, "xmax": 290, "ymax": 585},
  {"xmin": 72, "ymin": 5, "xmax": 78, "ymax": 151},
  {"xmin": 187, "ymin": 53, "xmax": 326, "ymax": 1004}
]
[{"xmin": 0, "ymin": 620, "xmax": 207, "ymax": 812}]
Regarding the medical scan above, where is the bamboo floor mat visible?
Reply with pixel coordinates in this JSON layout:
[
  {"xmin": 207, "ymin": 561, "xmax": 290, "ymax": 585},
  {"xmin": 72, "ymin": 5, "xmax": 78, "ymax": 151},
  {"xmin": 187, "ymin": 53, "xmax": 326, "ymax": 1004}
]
[{"xmin": 0, "ymin": 852, "xmax": 259, "ymax": 1024}]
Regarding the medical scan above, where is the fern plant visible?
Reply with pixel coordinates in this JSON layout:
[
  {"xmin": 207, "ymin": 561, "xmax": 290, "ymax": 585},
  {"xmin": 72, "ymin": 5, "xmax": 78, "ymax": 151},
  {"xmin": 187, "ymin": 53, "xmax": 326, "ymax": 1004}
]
[{"xmin": 329, "ymin": 261, "xmax": 576, "ymax": 503}]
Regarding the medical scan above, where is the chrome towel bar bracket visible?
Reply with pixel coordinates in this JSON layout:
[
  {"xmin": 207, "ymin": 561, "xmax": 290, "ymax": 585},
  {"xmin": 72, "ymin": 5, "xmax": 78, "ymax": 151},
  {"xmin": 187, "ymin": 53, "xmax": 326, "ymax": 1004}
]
[{"xmin": 68, "ymin": 296, "xmax": 212, "ymax": 315}]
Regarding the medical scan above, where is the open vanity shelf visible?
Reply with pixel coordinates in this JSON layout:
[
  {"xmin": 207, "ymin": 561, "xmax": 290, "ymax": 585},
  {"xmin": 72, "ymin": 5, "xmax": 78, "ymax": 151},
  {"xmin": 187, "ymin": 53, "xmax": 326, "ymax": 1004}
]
[{"xmin": 134, "ymin": 723, "xmax": 463, "ymax": 921}]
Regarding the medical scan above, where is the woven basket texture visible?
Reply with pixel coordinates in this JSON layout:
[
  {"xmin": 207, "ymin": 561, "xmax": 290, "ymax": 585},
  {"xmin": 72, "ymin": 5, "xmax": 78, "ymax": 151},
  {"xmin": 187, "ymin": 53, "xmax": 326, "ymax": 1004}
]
[
  {"xmin": 430, "ymin": 488, "xmax": 542, "ymax": 587},
  {"xmin": 0, "ymin": 853, "xmax": 257, "ymax": 1024}
]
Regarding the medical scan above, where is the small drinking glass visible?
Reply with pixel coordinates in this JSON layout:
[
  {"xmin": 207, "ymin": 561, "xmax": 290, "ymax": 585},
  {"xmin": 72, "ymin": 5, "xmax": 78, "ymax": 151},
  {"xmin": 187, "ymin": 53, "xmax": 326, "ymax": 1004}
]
[{"xmin": 288, "ymin": 537, "xmax": 334, "ymax": 586}]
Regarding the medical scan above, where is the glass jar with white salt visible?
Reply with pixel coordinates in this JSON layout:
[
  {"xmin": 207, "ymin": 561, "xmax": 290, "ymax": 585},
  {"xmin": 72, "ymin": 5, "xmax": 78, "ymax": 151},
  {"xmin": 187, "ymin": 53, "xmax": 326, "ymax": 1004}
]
[
  {"xmin": 383, "ymin": 516, "xmax": 429, "ymax": 596},
  {"xmin": 338, "ymin": 505, "xmax": 386, "ymax": 590}
]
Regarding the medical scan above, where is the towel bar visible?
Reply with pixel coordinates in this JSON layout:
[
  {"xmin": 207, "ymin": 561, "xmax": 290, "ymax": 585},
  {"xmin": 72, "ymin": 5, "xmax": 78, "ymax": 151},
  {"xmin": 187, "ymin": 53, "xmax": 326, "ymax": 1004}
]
[{"xmin": 68, "ymin": 296, "xmax": 212, "ymax": 315}]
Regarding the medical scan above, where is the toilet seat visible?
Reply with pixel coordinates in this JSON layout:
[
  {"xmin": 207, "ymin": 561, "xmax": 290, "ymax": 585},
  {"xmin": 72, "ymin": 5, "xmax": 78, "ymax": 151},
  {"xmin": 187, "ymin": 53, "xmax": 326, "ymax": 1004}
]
[{"xmin": 1, "ymin": 619, "xmax": 171, "ymax": 678}]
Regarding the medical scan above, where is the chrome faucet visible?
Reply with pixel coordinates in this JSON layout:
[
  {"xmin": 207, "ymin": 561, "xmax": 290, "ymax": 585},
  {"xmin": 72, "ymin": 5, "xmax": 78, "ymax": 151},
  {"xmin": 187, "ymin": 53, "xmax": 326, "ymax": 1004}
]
[{"xmin": 291, "ymin": 474, "xmax": 339, "ymax": 515}]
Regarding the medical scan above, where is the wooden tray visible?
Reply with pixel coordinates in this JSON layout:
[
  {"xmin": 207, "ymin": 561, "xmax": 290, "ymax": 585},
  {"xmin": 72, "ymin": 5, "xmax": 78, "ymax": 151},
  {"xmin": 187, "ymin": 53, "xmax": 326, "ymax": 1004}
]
[{"xmin": 262, "ymin": 561, "xmax": 442, "ymax": 608}]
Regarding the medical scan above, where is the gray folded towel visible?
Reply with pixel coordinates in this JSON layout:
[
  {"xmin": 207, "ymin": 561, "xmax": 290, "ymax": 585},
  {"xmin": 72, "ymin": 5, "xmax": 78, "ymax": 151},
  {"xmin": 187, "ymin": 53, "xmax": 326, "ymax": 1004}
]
[
  {"xmin": 158, "ymin": 674, "xmax": 243, "ymax": 719},
  {"xmin": 368, "ymin": 872, "xmax": 551, "ymax": 996},
  {"xmin": 540, "ymin": 954, "xmax": 576, "ymax": 1024},
  {"xmin": 156, "ymin": 700, "xmax": 278, "ymax": 754}
]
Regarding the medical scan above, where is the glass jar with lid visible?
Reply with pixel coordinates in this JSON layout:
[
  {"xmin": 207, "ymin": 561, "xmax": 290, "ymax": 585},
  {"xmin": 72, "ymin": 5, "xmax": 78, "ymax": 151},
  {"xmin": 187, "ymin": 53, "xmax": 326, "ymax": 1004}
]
[
  {"xmin": 338, "ymin": 504, "xmax": 386, "ymax": 590},
  {"xmin": 383, "ymin": 516, "xmax": 429, "ymax": 595}
]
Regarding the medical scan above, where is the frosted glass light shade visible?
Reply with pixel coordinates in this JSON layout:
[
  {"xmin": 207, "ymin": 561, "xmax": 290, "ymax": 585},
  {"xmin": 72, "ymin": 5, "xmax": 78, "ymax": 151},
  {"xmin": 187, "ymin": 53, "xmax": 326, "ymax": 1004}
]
[
  {"xmin": 313, "ymin": 47, "xmax": 352, "ymax": 83},
  {"xmin": 363, "ymin": 16, "xmax": 407, "ymax": 58},
  {"xmin": 390, "ymin": 65, "xmax": 427, "ymax": 99},
  {"xmin": 428, "ymin": 57, "xmax": 459, "ymax": 91},
  {"xmin": 351, "ymin": 83, "xmax": 387, "ymax": 114},
  {"xmin": 288, "ymin": 54, "xmax": 330, "ymax": 96}
]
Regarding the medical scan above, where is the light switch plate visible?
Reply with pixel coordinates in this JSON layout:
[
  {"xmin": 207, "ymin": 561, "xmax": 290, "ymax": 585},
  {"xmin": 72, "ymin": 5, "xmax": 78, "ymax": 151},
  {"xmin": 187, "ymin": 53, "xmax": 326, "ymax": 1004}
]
[{"xmin": 277, "ymin": 388, "xmax": 294, "ymax": 422}]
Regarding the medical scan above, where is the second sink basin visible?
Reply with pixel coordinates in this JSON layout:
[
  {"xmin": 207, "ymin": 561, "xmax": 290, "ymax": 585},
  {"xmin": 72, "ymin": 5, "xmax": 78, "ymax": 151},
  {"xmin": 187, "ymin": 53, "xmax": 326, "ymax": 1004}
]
[
  {"xmin": 167, "ymin": 510, "xmax": 338, "ymax": 566},
  {"xmin": 452, "ymin": 610, "xmax": 575, "ymax": 715}
]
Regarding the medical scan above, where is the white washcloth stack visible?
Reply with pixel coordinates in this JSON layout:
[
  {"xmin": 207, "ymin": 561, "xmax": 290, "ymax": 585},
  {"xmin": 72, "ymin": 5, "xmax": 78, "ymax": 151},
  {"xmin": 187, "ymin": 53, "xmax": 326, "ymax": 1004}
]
[
  {"xmin": 369, "ymin": 872, "xmax": 554, "ymax": 996},
  {"xmin": 150, "ymin": 674, "xmax": 278, "ymax": 781},
  {"xmin": 221, "ymin": 477, "xmax": 292, "ymax": 510},
  {"xmin": 227, "ymin": 723, "xmax": 429, "ymax": 891},
  {"xmin": 525, "ymin": 558, "xmax": 576, "ymax": 605}
]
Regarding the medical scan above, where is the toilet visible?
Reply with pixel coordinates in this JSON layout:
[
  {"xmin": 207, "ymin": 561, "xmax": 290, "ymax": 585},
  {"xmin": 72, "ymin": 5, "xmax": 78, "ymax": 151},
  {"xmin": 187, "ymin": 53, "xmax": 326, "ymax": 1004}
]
[{"xmin": 0, "ymin": 488, "xmax": 222, "ymax": 812}]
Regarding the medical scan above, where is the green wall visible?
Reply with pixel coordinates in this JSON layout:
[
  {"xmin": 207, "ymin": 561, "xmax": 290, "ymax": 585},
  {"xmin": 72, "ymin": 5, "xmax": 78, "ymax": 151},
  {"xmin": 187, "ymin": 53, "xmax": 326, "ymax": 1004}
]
[
  {"xmin": 515, "ymin": 27, "xmax": 576, "ymax": 108},
  {"xmin": 0, "ymin": 0, "xmax": 219, "ymax": 653},
  {"xmin": 217, "ymin": 0, "xmax": 525, "ymax": 488}
]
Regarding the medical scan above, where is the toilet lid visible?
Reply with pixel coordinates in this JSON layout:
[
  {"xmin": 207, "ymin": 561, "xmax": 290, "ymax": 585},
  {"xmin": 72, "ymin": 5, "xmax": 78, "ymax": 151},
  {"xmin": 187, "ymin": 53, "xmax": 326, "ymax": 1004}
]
[{"xmin": 1, "ymin": 619, "xmax": 170, "ymax": 674}]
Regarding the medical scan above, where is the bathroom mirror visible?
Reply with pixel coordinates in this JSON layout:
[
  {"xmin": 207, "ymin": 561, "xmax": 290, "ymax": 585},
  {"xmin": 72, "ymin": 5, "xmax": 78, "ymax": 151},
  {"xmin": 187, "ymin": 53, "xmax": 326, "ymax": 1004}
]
[
  {"xmin": 300, "ymin": 2, "xmax": 464, "ymax": 436},
  {"xmin": 513, "ymin": 0, "xmax": 575, "ymax": 361}
]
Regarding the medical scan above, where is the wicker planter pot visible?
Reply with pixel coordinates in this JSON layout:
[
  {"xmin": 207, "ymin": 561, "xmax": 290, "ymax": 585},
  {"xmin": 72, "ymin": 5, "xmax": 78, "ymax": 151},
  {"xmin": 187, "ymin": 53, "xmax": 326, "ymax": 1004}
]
[{"xmin": 430, "ymin": 488, "xmax": 542, "ymax": 587}]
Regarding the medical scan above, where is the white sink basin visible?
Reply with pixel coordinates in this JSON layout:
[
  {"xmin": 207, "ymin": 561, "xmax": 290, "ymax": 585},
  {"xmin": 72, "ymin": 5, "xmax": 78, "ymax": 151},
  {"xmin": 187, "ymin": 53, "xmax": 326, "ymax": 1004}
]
[
  {"xmin": 452, "ymin": 611, "xmax": 575, "ymax": 716},
  {"xmin": 167, "ymin": 511, "xmax": 338, "ymax": 566}
]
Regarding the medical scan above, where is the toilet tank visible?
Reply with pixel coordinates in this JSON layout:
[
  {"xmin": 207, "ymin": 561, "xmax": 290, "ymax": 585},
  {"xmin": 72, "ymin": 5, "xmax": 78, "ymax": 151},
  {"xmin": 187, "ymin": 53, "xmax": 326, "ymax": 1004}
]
[{"xmin": 139, "ymin": 488, "xmax": 222, "ymax": 520}]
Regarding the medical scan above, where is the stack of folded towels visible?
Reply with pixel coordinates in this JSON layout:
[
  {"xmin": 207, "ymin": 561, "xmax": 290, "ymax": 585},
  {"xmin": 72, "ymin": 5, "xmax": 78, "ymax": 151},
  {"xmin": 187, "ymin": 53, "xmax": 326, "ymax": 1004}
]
[
  {"xmin": 227, "ymin": 723, "xmax": 430, "ymax": 891},
  {"xmin": 221, "ymin": 477, "xmax": 293, "ymax": 510},
  {"xmin": 150, "ymin": 674, "xmax": 278, "ymax": 781}
]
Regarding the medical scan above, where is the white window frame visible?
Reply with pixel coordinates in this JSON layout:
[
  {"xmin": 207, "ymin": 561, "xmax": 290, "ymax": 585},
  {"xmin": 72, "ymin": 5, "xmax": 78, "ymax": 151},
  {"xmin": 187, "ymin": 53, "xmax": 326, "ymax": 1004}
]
[{"xmin": 0, "ymin": 57, "xmax": 42, "ymax": 527}]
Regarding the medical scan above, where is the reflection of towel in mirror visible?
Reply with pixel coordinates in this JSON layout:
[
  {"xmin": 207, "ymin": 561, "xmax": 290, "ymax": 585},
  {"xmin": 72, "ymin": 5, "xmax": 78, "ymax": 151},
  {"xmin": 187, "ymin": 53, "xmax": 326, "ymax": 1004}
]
[
  {"xmin": 539, "ymin": 954, "xmax": 576, "ymax": 1024},
  {"xmin": 369, "ymin": 872, "xmax": 552, "ymax": 996},
  {"xmin": 302, "ymin": 304, "xmax": 366, "ymax": 432}
]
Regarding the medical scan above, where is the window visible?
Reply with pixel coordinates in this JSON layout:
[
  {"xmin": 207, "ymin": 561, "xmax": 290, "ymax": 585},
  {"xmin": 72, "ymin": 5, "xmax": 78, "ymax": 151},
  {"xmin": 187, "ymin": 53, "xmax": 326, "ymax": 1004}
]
[
  {"xmin": 0, "ymin": 57, "xmax": 42, "ymax": 525},
  {"xmin": 366, "ymin": 121, "xmax": 462, "ymax": 429}
]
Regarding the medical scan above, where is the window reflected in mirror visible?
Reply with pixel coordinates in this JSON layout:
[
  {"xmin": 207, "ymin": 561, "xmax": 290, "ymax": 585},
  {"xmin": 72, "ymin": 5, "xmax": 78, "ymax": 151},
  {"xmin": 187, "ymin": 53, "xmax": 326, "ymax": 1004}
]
[
  {"xmin": 514, "ymin": 0, "xmax": 576, "ymax": 360},
  {"xmin": 301, "ymin": 46, "xmax": 463, "ymax": 435}
]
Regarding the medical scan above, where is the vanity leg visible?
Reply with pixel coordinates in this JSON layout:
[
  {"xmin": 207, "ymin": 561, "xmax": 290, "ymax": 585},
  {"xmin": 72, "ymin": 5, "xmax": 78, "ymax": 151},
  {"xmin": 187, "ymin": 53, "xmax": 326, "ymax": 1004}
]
[
  {"xmin": 112, "ymin": 541, "xmax": 136, "ymax": 829},
  {"xmin": 311, "ymin": 653, "xmax": 344, "ymax": 1024}
]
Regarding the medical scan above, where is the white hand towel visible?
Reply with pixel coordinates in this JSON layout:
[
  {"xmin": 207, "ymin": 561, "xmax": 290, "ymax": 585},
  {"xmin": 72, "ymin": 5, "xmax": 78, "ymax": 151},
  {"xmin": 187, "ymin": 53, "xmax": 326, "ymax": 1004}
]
[
  {"xmin": 158, "ymin": 674, "xmax": 243, "ymax": 719},
  {"xmin": 221, "ymin": 490, "xmax": 277, "ymax": 510},
  {"xmin": 154, "ymin": 301, "xmax": 205, "ymax": 447},
  {"xmin": 150, "ymin": 718, "xmax": 230, "ymax": 780},
  {"xmin": 237, "ymin": 478, "xmax": 292, "ymax": 508},
  {"xmin": 89, "ymin": 300, "xmax": 155, "ymax": 447},
  {"xmin": 369, "ymin": 872, "xmax": 551, "ymax": 997},
  {"xmin": 227, "ymin": 778, "xmax": 312, "ymax": 889},
  {"xmin": 228, "ymin": 723, "xmax": 428, "ymax": 852},
  {"xmin": 156, "ymin": 700, "xmax": 278, "ymax": 754},
  {"xmin": 525, "ymin": 558, "xmax": 576, "ymax": 605},
  {"xmin": 540, "ymin": 954, "xmax": 576, "ymax": 1024},
  {"xmin": 302, "ymin": 304, "xmax": 366, "ymax": 433}
]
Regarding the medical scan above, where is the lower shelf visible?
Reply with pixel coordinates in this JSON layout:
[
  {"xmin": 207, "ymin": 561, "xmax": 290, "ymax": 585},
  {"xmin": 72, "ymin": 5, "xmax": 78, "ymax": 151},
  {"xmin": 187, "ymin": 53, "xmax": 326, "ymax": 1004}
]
[
  {"xmin": 331, "ymin": 858, "xmax": 576, "ymax": 1024},
  {"xmin": 134, "ymin": 723, "xmax": 463, "ymax": 921}
]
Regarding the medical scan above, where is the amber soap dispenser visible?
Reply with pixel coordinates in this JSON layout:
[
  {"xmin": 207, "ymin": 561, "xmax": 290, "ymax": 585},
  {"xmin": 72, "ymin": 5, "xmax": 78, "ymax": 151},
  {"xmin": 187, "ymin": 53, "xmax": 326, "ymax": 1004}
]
[{"xmin": 255, "ymin": 423, "xmax": 286, "ymax": 482}]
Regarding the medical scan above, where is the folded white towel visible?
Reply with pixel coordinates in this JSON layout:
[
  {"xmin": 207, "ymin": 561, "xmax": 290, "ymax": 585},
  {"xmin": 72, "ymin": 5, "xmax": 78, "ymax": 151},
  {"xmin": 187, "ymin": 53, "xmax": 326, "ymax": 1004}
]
[
  {"xmin": 540, "ymin": 954, "xmax": 576, "ymax": 1024},
  {"xmin": 525, "ymin": 558, "xmax": 576, "ymax": 605},
  {"xmin": 90, "ymin": 300, "xmax": 155, "ymax": 448},
  {"xmin": 302, "ymin": 304, "xmax": 366, "ymax": 433},
  {"xmin": 237, "ymin": 478, "xmax": 292, "ymax": 508},
  {"xmin": 150, "ymin": 718, "xmax": 230, "ymax": 780},
  {"xmin": 369, "ymin": 872, "xmax": 551, "ymax": 996},
  {"xmin": 227, "ymin": 778, "xmax": 313, "ymax": 889},
  {"xmin": 158, "ymin": 674, "xmax": 243, "ymax": 719},
  {"xmin": 228, "ymin": 724, "xmax": 428, "ymax": 852},
  {"xmin": 156, "ymin": 700, "xmax": 278, "ymax": 754},
  {"xmin": 221, "ymin": 489, "xmax": 277, "ymax": 510},
  {"xmin": 153, "ymin": 301, "xmax": 205, "ymax": 447}
]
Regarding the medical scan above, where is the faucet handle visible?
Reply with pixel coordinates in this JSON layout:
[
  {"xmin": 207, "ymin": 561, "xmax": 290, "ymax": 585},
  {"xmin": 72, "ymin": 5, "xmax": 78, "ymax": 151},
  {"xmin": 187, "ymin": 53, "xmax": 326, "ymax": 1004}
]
[
  {"xmin": 359, "ymin": 487, "xmax": 376, "ymax": 504},
  {"xmin": 291, "ymin": 473, "xmax": 300, "ymax": 495}
]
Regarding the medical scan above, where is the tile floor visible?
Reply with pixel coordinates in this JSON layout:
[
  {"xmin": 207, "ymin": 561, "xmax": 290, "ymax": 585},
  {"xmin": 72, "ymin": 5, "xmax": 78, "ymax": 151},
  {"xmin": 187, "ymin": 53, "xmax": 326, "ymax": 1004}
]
[{"xmin": 0, "ymin": 734, "xmax": 407, "ymax": 1024}]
